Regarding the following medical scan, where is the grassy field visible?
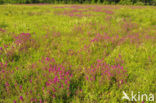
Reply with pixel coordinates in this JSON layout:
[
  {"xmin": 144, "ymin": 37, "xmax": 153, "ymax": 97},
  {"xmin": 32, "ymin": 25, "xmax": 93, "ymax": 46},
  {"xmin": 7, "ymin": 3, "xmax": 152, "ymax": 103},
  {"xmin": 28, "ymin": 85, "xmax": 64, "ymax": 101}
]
[{"xmin": 0, "ymin": 4, "xmax": 156, "ymax": 103}]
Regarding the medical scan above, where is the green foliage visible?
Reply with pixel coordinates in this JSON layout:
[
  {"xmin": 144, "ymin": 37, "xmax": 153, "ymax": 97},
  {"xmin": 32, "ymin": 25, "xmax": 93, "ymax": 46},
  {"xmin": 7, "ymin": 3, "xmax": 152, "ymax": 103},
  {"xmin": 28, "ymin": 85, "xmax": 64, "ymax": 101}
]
[
  {"xmin": 151, "ymin": 0, "xmax": 156, "ymax": 5},
  {"xmin": 0, "ymin": 0, "xmax": 4, "ymax": 4}
]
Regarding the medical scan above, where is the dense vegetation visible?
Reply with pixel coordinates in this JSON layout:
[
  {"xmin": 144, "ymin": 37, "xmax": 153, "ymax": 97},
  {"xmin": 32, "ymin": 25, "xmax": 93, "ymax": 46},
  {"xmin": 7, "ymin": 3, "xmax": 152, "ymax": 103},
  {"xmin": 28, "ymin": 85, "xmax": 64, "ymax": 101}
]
[
  {"xmin": 0, "ymin": 0, "xmax": 156, "ymax": 5},
  {"xmin": 0, "ymin": 5, "xmax": 156, "ymax": 103}
]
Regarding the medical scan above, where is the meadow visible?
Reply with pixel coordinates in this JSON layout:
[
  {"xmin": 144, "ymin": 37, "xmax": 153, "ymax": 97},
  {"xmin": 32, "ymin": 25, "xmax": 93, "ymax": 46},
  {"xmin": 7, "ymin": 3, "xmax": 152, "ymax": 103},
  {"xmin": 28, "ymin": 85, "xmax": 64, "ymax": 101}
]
[{"xmin": 0, "ymin": 4, "xmax": 156, "ymax": 103}]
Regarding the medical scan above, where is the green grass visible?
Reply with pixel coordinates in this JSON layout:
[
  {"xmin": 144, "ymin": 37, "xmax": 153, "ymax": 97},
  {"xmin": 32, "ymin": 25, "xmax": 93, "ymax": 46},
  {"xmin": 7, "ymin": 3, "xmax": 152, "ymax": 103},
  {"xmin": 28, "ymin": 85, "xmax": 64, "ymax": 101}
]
[{"xmin": 0, "ymin": 4, "xmax": 156, "ymax": 103}]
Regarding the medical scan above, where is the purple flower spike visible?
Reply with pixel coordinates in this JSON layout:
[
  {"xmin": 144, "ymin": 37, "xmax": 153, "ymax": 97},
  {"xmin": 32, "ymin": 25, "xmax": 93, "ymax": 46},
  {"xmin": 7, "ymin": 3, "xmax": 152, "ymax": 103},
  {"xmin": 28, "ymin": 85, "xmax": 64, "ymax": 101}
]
[
  {"xmin": 0, "ymin": 28, "xmax": 6, "ymax": 32},
  {"xmin": 19, "ymin": 96, "xmax": 24, "ymax": 101},
  {"xmin": 0, "ymin": 47, "xmax": 2, "ymax": 51}
]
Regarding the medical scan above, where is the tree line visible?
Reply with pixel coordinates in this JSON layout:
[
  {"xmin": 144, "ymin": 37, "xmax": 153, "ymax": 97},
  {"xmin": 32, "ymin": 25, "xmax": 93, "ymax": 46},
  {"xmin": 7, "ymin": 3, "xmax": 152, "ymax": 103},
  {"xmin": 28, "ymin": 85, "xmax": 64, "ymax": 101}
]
[{"xmin": 0, "ymin": 0, "xmax": 156, "ymax": 5}]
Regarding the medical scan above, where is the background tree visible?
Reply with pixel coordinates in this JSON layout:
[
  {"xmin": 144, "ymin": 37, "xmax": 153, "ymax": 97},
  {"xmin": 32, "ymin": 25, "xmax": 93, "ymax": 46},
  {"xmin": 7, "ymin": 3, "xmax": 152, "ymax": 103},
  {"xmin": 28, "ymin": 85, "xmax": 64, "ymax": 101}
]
[{"xmin": 0, "ymin": 0, "xmax": 155, "ymax": 5}]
